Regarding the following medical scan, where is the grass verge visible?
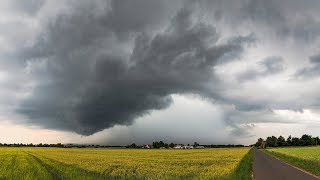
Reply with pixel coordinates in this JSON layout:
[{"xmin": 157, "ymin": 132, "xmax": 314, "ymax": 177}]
[{"xmin": 227, "ymin": 148, "xmax": 253, "ymax": 180}]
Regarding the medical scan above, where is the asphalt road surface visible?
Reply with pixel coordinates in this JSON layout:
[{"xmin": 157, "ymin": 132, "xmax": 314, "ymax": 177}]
[{"xmin": 253, "ymin": 148, "xmax": 319, "ymax": 180}]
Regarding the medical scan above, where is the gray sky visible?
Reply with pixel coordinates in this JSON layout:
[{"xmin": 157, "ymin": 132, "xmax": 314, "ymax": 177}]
[{"xmin": 1, "ymin": 0, "xmax": 320, "ymax": 145}]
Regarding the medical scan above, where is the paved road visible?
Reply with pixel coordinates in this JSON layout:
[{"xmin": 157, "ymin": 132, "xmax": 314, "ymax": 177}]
[{"xmin": 253, "ymin": 149, "xmax": 319, "ymax": 180}]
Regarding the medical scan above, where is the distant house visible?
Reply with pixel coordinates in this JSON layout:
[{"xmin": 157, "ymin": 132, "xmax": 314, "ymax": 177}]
[
  {"xmin": 195, "ymin": 146, "xmax": 205, "ymax": 149},
  {"xmin": 173, "ymin": 145, "xmax": 196, "ymax": 149},
  {"xmin": 183, "ymin": 145, "xmax": 194, "ymax": 149},
  {"xmin": 260, "ymin": 141, "xmax": 267, "ymax": 149},
  {"xmin": 143, "ymin": 144, "xmax": 153, "ymax": 149}
]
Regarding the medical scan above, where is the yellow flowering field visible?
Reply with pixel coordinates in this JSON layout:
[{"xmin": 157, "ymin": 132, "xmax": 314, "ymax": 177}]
[{"xmin": 0, "ymin": 147, "xmax": 252, "ymax": 179}]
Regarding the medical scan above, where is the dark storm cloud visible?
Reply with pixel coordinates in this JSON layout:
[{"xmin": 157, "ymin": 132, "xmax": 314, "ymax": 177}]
[
  {"xmin": 242, "ymin": 0, "xmax": 320, "ymax": 42},
  {"xmin": 17, "ymin": 2, "xmax": 251, "ymax": 135},
  {"xmin": 309, "ymin": 54, "xmax": 320, "ymax": 64},
  {"xmin": 242, "ymin": 0, "xmax": 285, "ymax": 26},
  {"xmin": 295, "ymin": 54, "xmax": 320, "ymax": 79},
  {"xmin": 238, "ymin": 56, "xmax": 284, "ymax": 82},
  {"xmin": 201, "ymin": 0, "xmax": 320, "ymax": 43},
  {"xmin": 107, "ymin": 0, "xmax": 179, "ymax": 38},
  {"xmin": 8, "ymin": 0, "xmax": 45, "ymax": 15}
]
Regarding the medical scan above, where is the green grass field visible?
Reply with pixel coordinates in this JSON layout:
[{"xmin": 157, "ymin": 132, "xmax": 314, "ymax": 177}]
[
  {"xmin": 265, "ymin": 146, "xmax": 320, "ymax": 176},
  {"xmin": 0, "ymin": 147, "xmax": 252, "ymax": 179}
]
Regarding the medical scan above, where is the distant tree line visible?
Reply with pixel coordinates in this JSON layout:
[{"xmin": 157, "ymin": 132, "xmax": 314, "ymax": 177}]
[
  {"xmin": 125, "ymin": 143, "xmax": 139, "ymax": 148},
  {"xmin": 255, "ymin": 134, "xmax": 320, "ymax": 148},
  {"xmin": 125, "ymin": 141, "xmax": 175, "ymax": 148},
  {"xmin": 0, "ymin": 143, "xmax": 65, "ymax": 147},
  {"xmin": 0, "ymin": 143, "xmax": 128, "ymax": 148},
  {"xmin": 152, "ymin": 141, "xmax": 176, "ymax": 148},
  {"xmin": 0, "ymin": 141, "xmax": 246, "ymax": 149},
  {"xmin": 204, "ymin": 144, "xmax": 245, "ymax": 148},
  {"xmin": 126, "ymin": 141, "xmax": 245, "ymax": 149}
]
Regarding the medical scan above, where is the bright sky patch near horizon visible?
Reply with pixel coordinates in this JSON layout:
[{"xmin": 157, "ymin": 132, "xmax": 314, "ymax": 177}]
[{"xmin": 0, "ymin": 0, "xmax": 320, "ymax": 145}]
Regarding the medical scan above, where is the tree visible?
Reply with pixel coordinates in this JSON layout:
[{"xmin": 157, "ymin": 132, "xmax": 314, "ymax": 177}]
[
  {"xmin": 277, "ymin": 136, "xmax": 286, "ymax": 146},
  {"xmin": 300, "ymin": 134, "xmax": 313, "ymax": 146},
  {"xmin": 159, "ymin": 141, "xmax": 165, "ymax": 148},
  {"xmin": 266, "ymin": 136, "xmax": 278, "ymax": 147},
  {"xmin": 255, "ymin": 138, "xmax": 263, "ymax": 147},
  {"xmin": 315, "ymin": 137, "xmax": 320, "ymax": 146},
  {"xmin": 130, "ymin": 143, "xmax": 137, "ymax": 148},
  {"xmin": 291, "ymin": 137, "xmax": 300, "ymax": 146},
  {"xmin": 56, "ymin": 143, "xmax": 64, "ymax": 148},
  {"xmin": 169, "ymin": 143, "xmax": 175, "ymax": 148},
  {"xmin": 286, "ymin": 135, "xmax": 292, "ymax": 146},
  {"xmin": 152, "ymin": 141, "xmax": 159, "ymax": 148},
  {"xmin": 194, "ymin": 142, "xmax": 199, "ymax": 147},
  {"xmin": 312, "ymin": 138, "xmax": 318, "ymax": 145}
]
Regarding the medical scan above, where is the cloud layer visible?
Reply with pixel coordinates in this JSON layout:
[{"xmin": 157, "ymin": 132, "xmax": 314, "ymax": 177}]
[
  {"xmin": 0, "ymin": 0, "xmax": 320, "ymax": 143},
  {"xmin": 14, "ymin": 1, "xmax": 253, "ymax": 135}
]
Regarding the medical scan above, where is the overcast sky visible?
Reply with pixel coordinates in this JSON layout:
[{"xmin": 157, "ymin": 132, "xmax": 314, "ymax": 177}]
[{"xmin": 1, "ymin": 0, "xmax": 320, "ymax": 145}]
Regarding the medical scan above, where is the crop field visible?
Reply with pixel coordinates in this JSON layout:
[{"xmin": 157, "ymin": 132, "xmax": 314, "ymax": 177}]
[
  {"xmin": 265, "ymin": 146, "xmax": 320, "ymax": 176},
  {"xmin": 0, "ymin": 147, "xmax": 252, "ymax": 179}
]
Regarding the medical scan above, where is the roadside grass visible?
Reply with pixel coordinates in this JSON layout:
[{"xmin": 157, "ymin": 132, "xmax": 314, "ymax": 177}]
[
  {"xmin": 226, "ymin": 148, "xmax": 253, "ymax": 180},
  {"xmin": 264, "ymin": 146, "xmax": 320, "ymax": 176}
]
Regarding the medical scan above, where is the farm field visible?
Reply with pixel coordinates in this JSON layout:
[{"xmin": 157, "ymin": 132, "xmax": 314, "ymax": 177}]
[
  {"xmin": 265, "ymin": 146, "xmax": 320, "ymax": 176},
  {"xmin": 0, "ymin": 147, "xmax": 252, "ymax": 179}
]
